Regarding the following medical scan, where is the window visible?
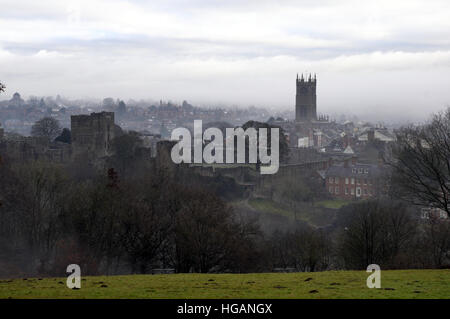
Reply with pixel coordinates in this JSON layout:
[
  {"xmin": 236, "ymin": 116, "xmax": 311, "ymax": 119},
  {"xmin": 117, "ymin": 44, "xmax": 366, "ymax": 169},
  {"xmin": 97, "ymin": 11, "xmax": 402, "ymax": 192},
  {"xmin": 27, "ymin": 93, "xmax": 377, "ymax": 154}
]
[
  {"xmin": 335, "ymin": 177, "xmax": 339, "ymax": 184},
  {"xmin": 351, "ymin": 178, "xmax": 355, "ymax": 184},
  {"xmin": 345, "ymin": 188, "xmax": 349, "ymax": 195},
  {"xmin": 345, "ymin": 177, "xmax": 349, "ymax": 184},
  {"xmin": 358, "ymin": 168, "xmax": 363, "ymax": 173},
  {"xmin": 335, "ymin": 186, "xmax": 339, "ymax": 194},
  {"xmin": 364, "ymin": 189, "xmax": 368, "ymax": 195},
  {"xmin": 329, "ymin": 177, "xmax": 333, "ymax": 183},
  {"xmin": 351, "ymin": 188, "xmax": 355, "ymax": 195},
  {"xmin": 357, "ymin": 179, "xmax": 360, "ymax": 185},
  {"xmin": 364, "ymin": 179, "xmax": 367, "ymax": 185},
  {"xmin": 364, "ymin": 169, "xmax": 369, "ymax": 174},
  {"xmin": 329, "ymin": 186, "xmax": 333, "ymax": 193},
  {"xmin": 352, "ymin": 168, "xmax": 356, "ymax": 173}
]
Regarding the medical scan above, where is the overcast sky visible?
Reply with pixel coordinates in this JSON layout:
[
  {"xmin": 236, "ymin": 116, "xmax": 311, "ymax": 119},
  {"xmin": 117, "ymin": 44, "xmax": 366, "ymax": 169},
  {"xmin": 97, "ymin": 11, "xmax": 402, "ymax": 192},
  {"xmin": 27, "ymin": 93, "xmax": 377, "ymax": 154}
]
[{"xmin": 1, "ymin": 0, "xmax": 450, "ymax": 121}]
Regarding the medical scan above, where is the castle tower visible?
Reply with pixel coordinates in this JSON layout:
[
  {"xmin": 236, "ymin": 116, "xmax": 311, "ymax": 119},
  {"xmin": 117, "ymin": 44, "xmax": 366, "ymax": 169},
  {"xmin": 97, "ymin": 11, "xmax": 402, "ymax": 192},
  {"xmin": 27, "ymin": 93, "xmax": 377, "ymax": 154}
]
[
  {"xmin": 295, "ymin": 73, "xmax": 317, "ymax": 122},
  {"xmin": 71, "ymin": 111, "xmax": 115, "ymax": 159}
]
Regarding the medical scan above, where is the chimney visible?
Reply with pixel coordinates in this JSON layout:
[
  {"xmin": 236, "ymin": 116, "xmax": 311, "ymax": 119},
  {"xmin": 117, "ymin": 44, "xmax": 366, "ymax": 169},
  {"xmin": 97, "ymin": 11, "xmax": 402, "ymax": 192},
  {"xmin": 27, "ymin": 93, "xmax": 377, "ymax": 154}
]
[
  {"xmin": 377, "ymin": 153, "xmax": 384, "ymax": 167},
  {"xmin": 368, "ymin": 130, "xmax": 375, "ymax": 143},
  {"xmin": 343, "ymin": 134, "xmax": 349, "ymax": 148}
]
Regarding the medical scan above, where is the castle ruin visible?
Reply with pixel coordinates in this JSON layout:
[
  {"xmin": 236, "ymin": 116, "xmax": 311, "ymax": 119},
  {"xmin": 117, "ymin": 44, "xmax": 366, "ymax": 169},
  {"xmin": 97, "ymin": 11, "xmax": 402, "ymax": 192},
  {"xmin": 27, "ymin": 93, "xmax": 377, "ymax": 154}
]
[{"xmin": 71, "ymin": 111, "xmax": 116, "ymax": 159}]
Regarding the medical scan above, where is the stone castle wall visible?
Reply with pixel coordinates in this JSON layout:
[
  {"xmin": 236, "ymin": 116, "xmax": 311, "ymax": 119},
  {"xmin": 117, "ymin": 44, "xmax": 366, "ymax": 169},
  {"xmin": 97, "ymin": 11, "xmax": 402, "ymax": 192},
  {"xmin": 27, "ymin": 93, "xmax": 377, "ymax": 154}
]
[{"xmin": 71, "ymin": 112, "xmax": 115, "ymax": 159}]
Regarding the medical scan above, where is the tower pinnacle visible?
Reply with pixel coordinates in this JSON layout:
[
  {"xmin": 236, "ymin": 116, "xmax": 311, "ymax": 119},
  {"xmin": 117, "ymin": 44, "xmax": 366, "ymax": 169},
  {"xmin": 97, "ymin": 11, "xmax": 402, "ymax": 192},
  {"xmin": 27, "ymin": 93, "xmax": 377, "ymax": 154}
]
[{"xmin": 295, "ymin": 73, "xmax": 317, "ymax": 122}]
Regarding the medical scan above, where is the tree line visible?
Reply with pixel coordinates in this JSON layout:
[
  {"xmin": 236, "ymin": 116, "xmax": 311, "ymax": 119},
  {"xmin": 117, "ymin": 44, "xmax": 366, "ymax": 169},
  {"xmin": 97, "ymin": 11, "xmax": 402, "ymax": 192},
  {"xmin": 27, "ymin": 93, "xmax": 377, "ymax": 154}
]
[
  {"xmin": 0, "ymin": 104, "xmax": 449, "ymax": 277},
  {"xmin": 0, "ymin": 156, "xmax": 448, "ymax": 278}
]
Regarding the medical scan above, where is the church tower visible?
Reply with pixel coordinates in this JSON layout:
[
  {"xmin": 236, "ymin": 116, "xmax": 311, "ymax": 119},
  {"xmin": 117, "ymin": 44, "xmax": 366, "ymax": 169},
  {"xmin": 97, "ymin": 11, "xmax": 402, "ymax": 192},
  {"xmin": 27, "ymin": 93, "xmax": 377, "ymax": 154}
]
[{"xmin": 295, "ymin": 73, "xmax": 317, "ymax": 122}]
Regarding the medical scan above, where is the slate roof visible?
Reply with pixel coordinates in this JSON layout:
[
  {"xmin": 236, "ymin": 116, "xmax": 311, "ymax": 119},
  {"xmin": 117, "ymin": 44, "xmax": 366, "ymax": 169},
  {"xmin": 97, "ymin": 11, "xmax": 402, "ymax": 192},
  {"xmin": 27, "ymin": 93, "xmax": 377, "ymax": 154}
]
[{"xmin": 325, "ymin": 163, "xmax": 388, "ymax": 179}]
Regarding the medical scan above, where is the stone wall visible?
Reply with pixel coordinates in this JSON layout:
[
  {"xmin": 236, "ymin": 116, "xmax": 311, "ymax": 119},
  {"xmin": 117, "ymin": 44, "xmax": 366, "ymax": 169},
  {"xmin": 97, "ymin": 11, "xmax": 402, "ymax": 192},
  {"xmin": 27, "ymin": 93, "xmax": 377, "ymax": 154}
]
[
  {"xmin": 71, "ymin": 111, "xmax": 115, "ymax": 160},
  {"xmin": 0, "ymin": 137, "xmax": 71, "ymax": 163}
]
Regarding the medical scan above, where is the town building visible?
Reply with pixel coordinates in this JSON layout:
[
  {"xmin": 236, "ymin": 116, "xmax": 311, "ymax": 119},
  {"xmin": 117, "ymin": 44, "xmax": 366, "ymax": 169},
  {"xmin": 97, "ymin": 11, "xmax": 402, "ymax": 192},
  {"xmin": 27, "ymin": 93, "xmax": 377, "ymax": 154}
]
[{"xmin": 325, "ymin": 161, "xmax": 389, "ymax": 199}]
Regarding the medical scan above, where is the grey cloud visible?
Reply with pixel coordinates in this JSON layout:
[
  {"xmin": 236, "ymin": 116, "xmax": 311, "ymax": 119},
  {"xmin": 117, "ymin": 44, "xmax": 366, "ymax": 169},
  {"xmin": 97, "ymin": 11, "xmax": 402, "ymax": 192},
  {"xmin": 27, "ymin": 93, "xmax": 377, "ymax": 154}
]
[{"xmin": 0, "ymin": 0, "xmax": 450, "ymax": 121}]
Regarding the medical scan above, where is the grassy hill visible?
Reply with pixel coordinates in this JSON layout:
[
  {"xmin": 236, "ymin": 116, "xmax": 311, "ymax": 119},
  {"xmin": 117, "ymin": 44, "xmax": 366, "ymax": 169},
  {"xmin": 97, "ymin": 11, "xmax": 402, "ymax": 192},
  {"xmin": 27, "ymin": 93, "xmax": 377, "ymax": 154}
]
[
  {"xmin": 247, "ymin": 198, "xmax": 338, "ymax": 227},
  {"xmin": 0, "ymin": 269, "xmax": 448, "ymax": 299}
]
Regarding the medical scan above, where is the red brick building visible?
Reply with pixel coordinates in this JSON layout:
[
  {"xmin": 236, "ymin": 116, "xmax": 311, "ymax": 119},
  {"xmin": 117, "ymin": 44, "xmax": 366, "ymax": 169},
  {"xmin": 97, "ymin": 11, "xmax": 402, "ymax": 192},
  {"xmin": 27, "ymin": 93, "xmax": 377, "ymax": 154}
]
[{"xmin": 325, "ymin": 162, "xmax": 389, "ymax": 200}]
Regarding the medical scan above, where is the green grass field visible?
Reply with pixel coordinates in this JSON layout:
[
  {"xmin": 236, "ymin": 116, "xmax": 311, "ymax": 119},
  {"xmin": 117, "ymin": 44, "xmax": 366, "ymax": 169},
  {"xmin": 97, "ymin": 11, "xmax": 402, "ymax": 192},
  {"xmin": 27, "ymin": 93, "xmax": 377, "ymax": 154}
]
[
  {"xmin": 248, "ymin": 199, "xmax": 294, "ymax": 218},
  {"xmin": 0, "ymin": 269, "xmax": 448, "ymax": 299},
  {"xmin": 248, "ymin": 198, "xmax": 336, "ymax": 227},
  {"xmin": 314, "ymin": 199, "xmax": 351, "ymax": 209}
]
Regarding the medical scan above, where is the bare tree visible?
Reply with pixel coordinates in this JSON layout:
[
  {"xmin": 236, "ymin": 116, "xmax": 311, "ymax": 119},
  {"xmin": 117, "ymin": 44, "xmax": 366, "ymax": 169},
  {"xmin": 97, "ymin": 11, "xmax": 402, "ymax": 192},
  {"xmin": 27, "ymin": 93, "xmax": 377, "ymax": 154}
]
[
  {"xmin": 391, "ymin": 107, "xmax": 450, "ymax": 215},
  {"xmin": 119, "ymin": 189, "xmax": 173, "ymax": 274},
  {"xmin": 338, "ymin": 200, "xmax": 417, "ymax": 269},
  {"xmin": 0, "ymin": 82, "xmax": 5, "ymax": 93},
  {"xmin": 31, "ymin": 117, "xmax": 62, "ymax": 141},
  {"xmin": 0, "ymin": 161, "xmax": 68, "ymax": 274},
  {"xmin": 174, "ymin": 189, "xmax": 233, "ymax": 273},
  {"xmin": 266, "ymin": 226, "xmax": 332, "ymax": 272},
  {"xmin": 291, "ymin": 228, "xmax": 332, "ymax": 272}
]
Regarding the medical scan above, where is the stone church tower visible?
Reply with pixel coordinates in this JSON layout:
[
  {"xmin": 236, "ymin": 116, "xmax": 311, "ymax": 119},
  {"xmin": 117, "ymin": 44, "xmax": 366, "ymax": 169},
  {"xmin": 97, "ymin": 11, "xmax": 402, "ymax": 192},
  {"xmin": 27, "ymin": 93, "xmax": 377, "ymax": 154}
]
[{"xmin": 295, "ymin": 73, "xmax": 317, "ymax": 122}]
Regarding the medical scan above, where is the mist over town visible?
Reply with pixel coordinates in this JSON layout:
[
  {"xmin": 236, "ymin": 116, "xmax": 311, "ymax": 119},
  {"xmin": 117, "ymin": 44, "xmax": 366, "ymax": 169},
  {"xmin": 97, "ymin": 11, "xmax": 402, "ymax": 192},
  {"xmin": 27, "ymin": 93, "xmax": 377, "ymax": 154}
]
[{"xmin": 0, "ymin": 0, "xmax": 448, "ymax": 308}]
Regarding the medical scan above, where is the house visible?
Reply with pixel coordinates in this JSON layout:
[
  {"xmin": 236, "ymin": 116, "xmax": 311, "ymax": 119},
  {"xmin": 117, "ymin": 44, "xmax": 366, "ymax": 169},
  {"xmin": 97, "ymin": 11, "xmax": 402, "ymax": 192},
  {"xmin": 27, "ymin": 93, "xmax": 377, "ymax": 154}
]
[
  {"xmin": 420, "ymin": 207, "xmax": 449, "ymax": 220},
  {"xmin": 325, "ymin": 162, "xmax": 390, "ymax": 200}
]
